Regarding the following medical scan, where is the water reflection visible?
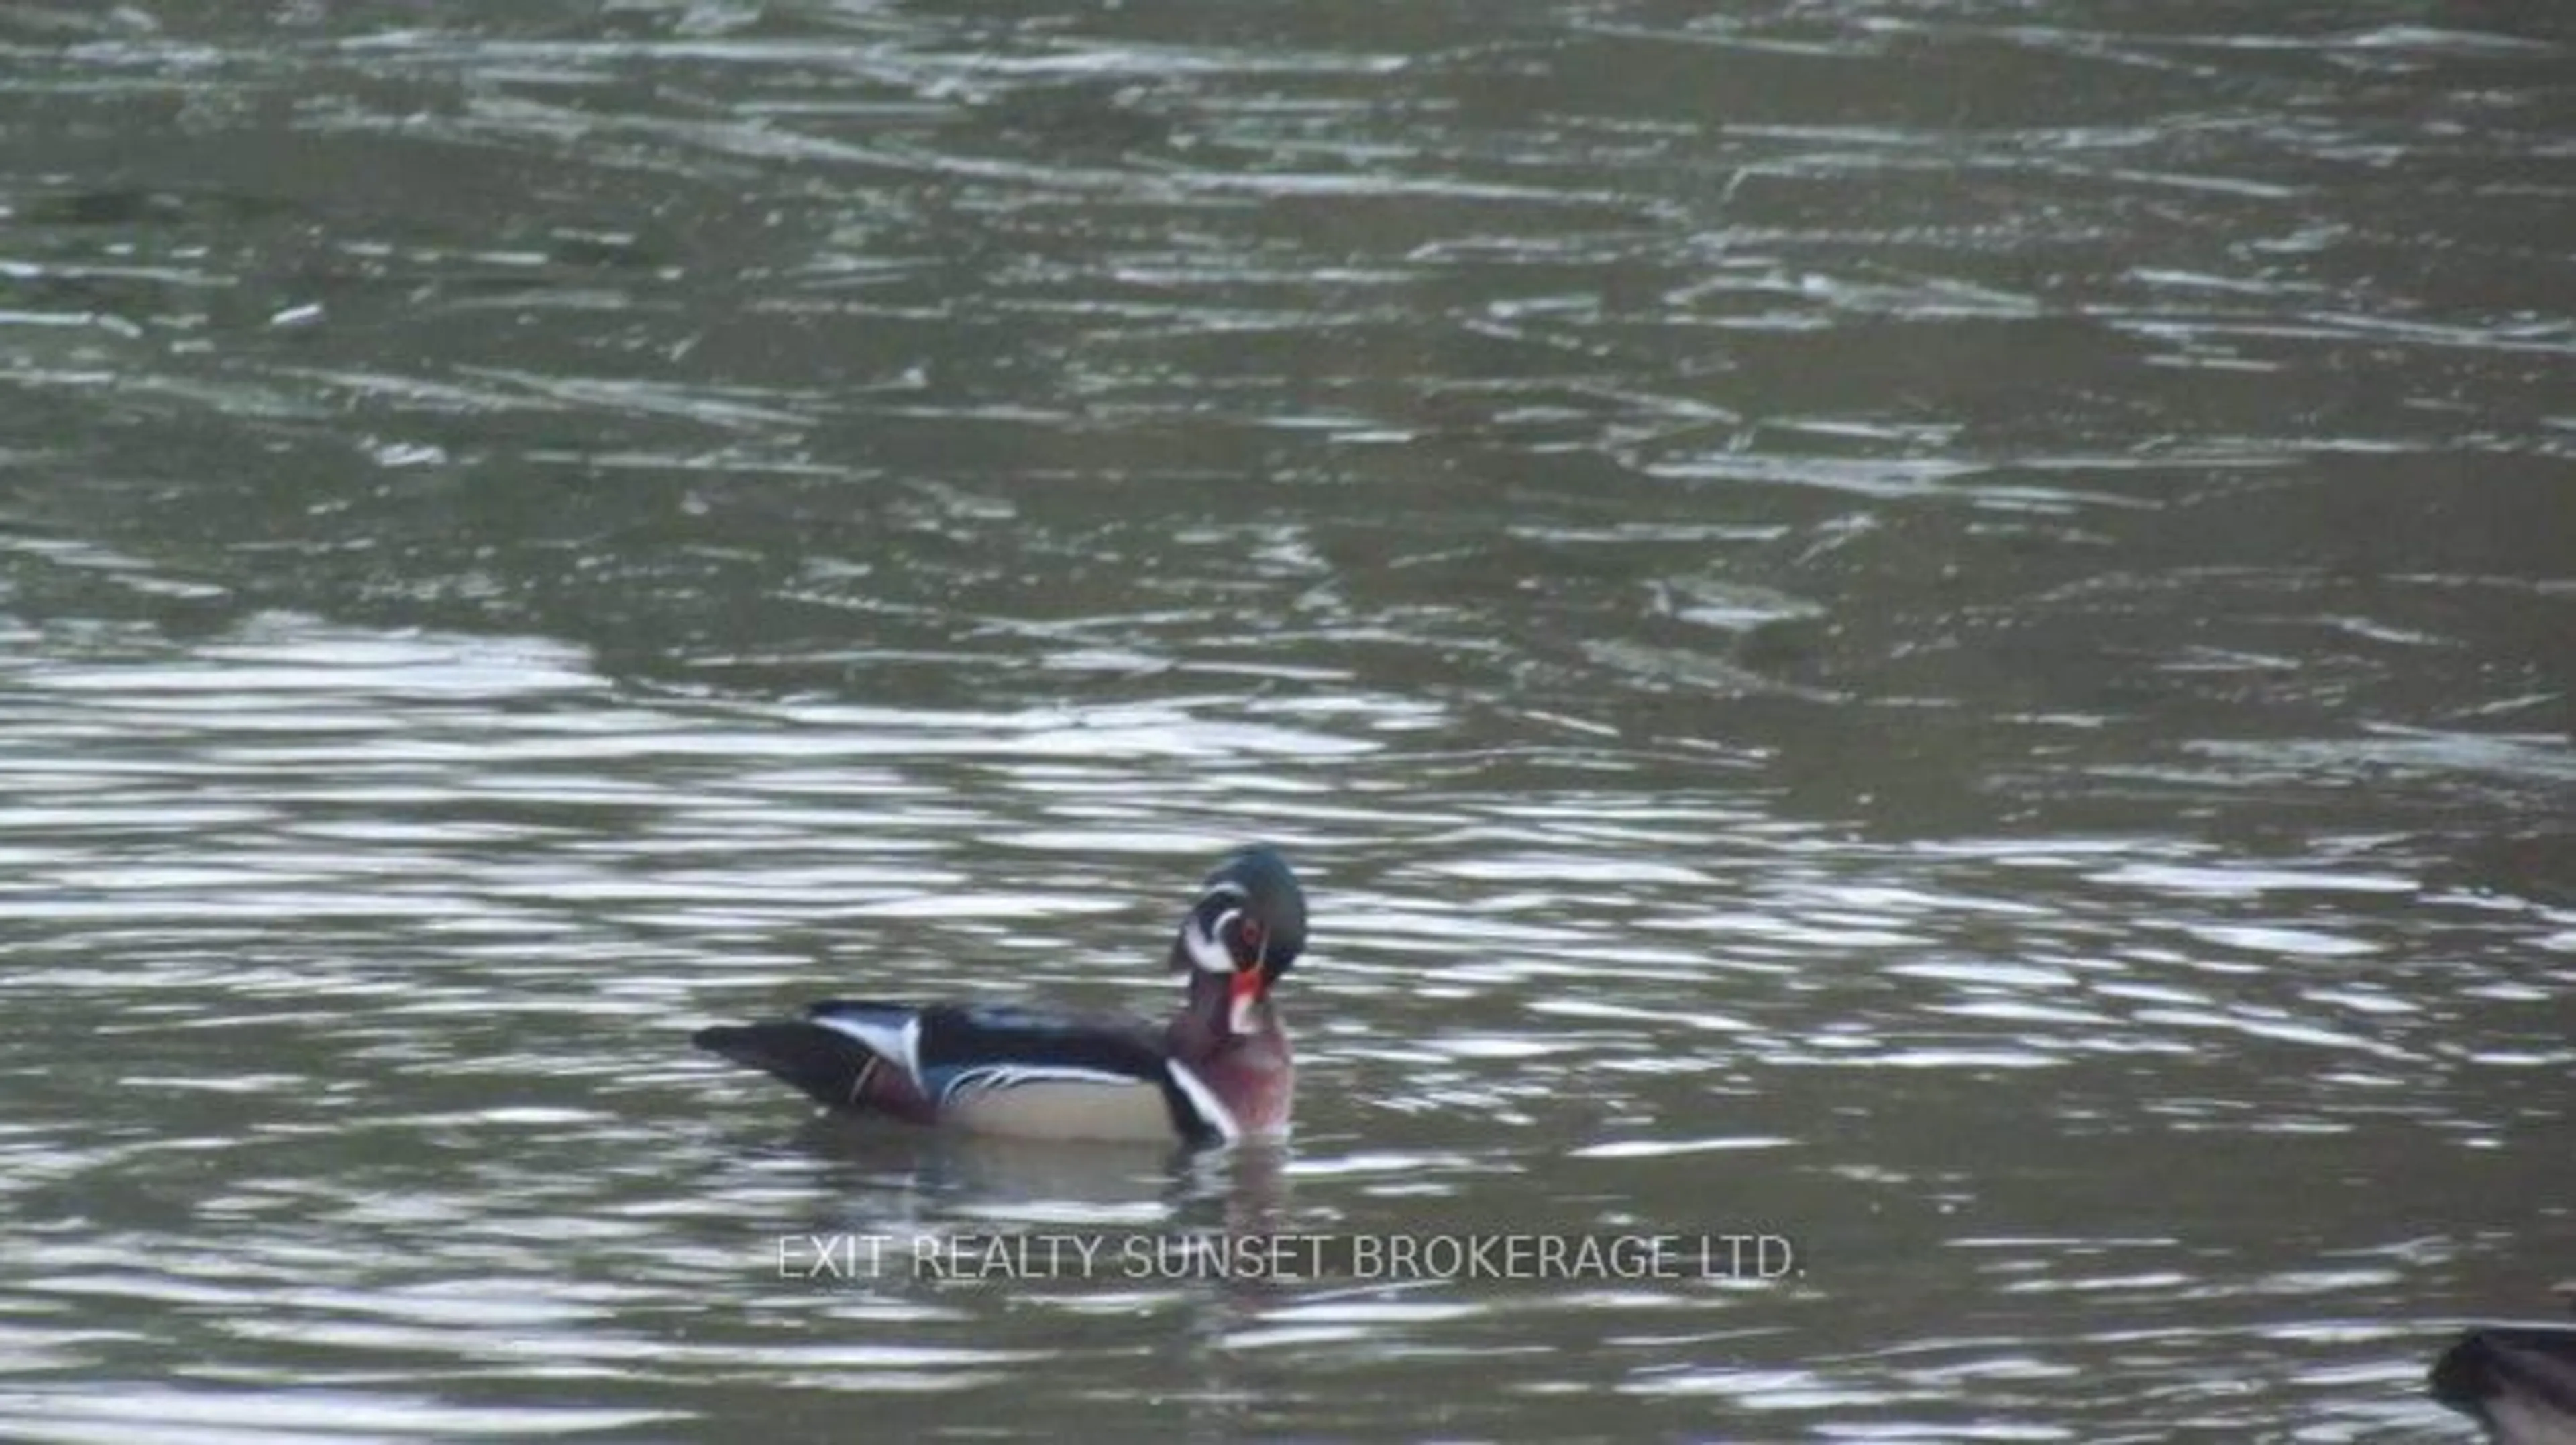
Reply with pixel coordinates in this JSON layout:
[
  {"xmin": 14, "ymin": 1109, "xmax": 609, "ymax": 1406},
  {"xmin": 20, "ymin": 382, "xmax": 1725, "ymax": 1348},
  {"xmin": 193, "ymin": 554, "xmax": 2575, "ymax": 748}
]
[{"xmin": 760, "ymin": 1116, "xmax": 1291, "ymax": 1235}]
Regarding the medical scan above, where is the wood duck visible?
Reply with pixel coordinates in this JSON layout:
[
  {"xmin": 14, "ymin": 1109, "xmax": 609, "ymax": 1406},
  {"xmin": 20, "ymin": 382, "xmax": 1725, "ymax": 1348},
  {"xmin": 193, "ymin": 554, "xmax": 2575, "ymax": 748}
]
[{"xmin": 694, "ymin": 847, "xmax": 1306, "ymax": 1148}]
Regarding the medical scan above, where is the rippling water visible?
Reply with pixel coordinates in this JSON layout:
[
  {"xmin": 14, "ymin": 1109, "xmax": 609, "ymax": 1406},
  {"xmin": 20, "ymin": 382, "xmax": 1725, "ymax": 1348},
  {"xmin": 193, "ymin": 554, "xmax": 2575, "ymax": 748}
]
[{"xmin": 3, "ymin": 1, "xmax": 2572, "ymax": 1440}]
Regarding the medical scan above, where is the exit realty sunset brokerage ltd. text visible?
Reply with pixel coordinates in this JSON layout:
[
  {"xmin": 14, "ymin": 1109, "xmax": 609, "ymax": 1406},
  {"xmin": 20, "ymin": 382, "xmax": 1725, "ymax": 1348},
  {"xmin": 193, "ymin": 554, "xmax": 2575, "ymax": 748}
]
[{"xmin": 780, "ymin": 1232, "xmax": 1801, "ymax": 1283}]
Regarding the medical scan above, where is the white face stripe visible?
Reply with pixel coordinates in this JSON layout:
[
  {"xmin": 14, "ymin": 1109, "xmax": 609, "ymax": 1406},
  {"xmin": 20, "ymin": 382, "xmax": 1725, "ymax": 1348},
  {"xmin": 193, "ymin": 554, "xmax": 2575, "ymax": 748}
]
[
  {"xmin": 1185, "ymin": 907, "xmax": 1240, "ymax": 973},
  {"xmin": 1184, "ymin": 880, "xmax": 1249, "ymax": 975},
  {"xmin": 1164, "ymin": 1061, "xmax": 1242, "ymax": 1144}
]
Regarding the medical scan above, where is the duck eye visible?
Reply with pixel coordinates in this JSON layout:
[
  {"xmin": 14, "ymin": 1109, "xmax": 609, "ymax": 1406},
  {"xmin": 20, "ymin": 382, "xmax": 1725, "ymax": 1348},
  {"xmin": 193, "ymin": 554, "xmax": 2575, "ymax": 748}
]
[{"xmin": 1238, "ymin": 918, "xmax": 1264, "ymax": 956}]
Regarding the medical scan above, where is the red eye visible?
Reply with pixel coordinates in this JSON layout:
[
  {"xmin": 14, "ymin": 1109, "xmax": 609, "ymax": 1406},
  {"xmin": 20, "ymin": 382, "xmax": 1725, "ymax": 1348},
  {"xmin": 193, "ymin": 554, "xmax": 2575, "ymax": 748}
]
[{"xmin": 1240, "ymin": 920, "xmax": 1264, "ymax": 951}]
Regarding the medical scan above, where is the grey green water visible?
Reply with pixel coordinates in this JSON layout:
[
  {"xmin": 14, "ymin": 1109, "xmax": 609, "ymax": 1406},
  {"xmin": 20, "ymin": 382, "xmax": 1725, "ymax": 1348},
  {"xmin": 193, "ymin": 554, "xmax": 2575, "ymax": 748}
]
[{"xmin": 4, "ymin": 2, "xmax": 2573, "ymax": 1440}]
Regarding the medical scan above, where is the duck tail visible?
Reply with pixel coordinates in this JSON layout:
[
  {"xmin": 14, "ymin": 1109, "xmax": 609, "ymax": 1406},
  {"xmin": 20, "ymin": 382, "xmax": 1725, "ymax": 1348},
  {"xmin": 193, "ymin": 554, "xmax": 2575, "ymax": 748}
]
[{"xmin": 694, "ymin": 1020, "xmax": 885, "ymax": 1110}]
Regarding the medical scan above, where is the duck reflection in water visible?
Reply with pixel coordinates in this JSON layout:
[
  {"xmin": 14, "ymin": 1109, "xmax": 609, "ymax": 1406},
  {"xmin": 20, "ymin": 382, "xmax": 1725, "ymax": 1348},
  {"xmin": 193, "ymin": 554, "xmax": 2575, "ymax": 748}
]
[{"xmin": 774, "ymin": 1114, "xmax": 1297, "ymax": 1273}]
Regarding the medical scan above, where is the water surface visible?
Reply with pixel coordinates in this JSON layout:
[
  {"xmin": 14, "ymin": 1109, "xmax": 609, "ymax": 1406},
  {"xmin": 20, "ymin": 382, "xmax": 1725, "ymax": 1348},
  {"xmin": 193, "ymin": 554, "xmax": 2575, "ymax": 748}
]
[{"xmin": 3, "ymin": 1, "xmax": 2573, "ymax": 1440}]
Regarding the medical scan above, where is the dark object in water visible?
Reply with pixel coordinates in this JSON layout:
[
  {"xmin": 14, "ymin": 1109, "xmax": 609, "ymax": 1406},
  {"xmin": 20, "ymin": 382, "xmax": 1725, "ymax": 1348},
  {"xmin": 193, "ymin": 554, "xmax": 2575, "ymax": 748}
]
[{"xmin": 2432, "ymin": 1286, "xmax": 2576, "ymax": 1444}]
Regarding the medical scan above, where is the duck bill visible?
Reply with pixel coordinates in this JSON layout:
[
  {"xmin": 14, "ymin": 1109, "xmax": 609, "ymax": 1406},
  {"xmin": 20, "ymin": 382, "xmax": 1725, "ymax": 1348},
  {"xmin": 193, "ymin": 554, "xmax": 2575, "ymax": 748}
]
[{"xmin": 1226, "ymin": 969, "xmax": 1265, "ymax": 1036}]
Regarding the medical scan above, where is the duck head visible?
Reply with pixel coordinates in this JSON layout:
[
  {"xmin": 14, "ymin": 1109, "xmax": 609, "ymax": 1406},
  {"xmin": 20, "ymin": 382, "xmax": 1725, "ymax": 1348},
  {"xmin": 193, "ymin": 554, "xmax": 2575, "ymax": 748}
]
[{"xmin": 1169, "ymin": 846, "xmax": 1307, "ymax": 1036}]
